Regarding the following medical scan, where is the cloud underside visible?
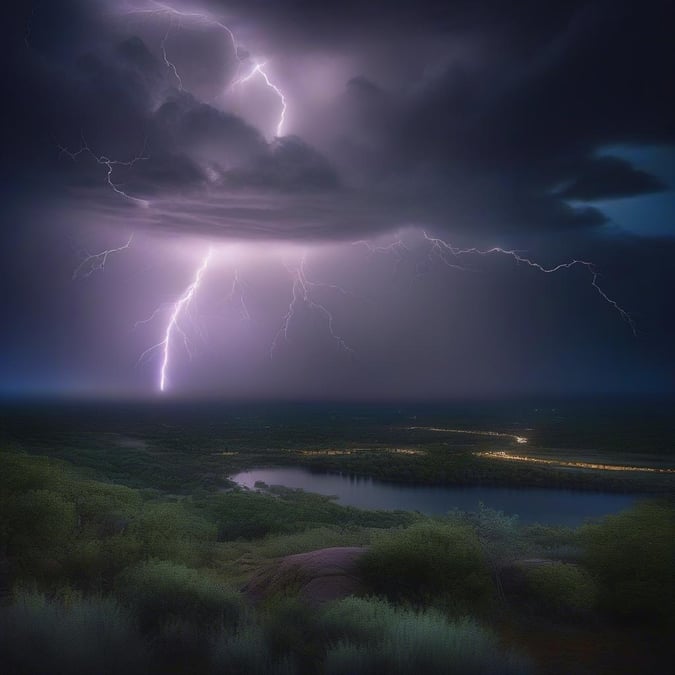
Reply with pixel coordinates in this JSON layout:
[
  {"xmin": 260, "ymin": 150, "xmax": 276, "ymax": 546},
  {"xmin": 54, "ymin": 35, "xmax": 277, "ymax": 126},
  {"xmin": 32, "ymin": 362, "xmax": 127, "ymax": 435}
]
[{"xmin": 9, "ymin": 0, "xmax": 674, "ymax": 241}]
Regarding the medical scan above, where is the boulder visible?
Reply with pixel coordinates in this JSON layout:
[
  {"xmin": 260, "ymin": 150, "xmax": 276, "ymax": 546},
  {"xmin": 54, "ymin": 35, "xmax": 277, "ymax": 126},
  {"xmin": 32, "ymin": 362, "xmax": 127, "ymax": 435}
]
[{"xmin": 243, "ymin": 546, "xmax": 366, "ymax": 607}]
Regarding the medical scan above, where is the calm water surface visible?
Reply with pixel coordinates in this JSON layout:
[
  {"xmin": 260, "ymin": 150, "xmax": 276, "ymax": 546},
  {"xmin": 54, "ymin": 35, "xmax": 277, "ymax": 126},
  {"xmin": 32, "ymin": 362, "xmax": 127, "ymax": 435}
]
[{"xmin": 231, "ymin": 467, "xmax": 642, "ymax": 526}]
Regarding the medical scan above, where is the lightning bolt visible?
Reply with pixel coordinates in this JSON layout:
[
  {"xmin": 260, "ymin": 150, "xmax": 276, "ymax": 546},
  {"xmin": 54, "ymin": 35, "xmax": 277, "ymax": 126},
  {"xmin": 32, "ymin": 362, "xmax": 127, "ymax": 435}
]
[
  {"xmin": 160, "ymin": 14, "xmax": 183, "ymax": 90},
  {"xmin": 72, "ymin": 234, "xmax": 134, "ymax": 280},
  {"xmin": 126, "ymin": 2, "xmax": 288, "ymax": 137},
  {"xmin": 353, "ymin": 237, "xmax": 416, "ymax": 275},
  {"xmin": 422, "ymin": 232, "xmax": 636, "ymax": 334},
  {"xmin": 58, "ymin": 135, "xmax": 150, "ymax": 207},
  {"xmin": 232, "ymin": 62, "xmax": 287, "ymax": 137},
  {"xmin": 226, "ymin": 269, "xmax": 250, "ymax": 320},
  {"xmin": 271, "ymin": 254, "xmax": 353, "ymax": 359},
  {"xmin": 138, "ymin": 248, "xmax": 213, "ymax": 392}
]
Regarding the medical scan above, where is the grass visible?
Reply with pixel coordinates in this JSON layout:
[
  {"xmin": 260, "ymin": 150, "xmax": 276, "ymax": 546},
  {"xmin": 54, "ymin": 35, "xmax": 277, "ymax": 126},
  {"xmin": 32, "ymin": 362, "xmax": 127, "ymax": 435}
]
[
  {"xmin": 0, "ymin": 592, "xmax": 148, "ymax": 675},
  {"xmin": 321, "ymin": 597, "xmax": 531, "ymax": 675}
]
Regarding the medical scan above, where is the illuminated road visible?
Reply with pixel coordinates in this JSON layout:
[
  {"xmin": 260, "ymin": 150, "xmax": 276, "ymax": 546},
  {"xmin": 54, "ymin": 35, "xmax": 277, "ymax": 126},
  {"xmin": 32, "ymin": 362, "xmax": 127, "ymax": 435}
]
[
  {"xmin": 476, "ymin": 451, "xmax": 675, "ymax": 474},
  {"xmin": 407, "ymin": 426, "xmax": 528, "ymax": 444}
]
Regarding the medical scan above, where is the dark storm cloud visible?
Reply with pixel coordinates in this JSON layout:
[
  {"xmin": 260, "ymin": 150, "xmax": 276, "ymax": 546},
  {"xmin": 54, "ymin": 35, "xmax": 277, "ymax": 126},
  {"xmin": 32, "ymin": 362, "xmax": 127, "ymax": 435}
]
[
  {"xmin": 559, "ymin": 156, "xmax": 667, "ymax": 201},
  {"xmin": 2, "ymin": 1, "xmax": 675, "ymax": 399},
  {"xmin": 4, "ymin": 0, "xmax": 674, "ymax": 241}
]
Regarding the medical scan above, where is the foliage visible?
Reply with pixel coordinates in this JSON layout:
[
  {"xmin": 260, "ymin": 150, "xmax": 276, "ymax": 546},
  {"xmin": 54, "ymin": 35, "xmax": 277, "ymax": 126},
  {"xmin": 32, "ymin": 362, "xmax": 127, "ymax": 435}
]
[
  {"xmin": 210, "ymin": 624, "xmax": 296, "ymax": 675},
  {"xmin": 4, "ymin": 489, "xmax": 76, "ymax": 557},
  {"xmin": 0, "ymin": 592, "xmax": 148, "ymax": 675},
  {"xmin": 253, "ymin": 526, "xmax": 376, "ymax": 559},
  {"xmin": 521, "ymin": 523, "xmax": 581, "ymax": 561},
  {"xmin": 261, "ymin": 596, "xmax": 325, "ymax": 672},
  {"xmin": 321, "ymin": 597, "xmax": 531, "ymax": 675},
  {"xmin": 203, "ymin": 488, "xmax": 414, "ymax": 541},
  {"xmin": 128, "ymin": 500, "xmax": 218, "ymax": 565},
  {"xmin": 580, "ymin": 500, "xmax": 675, "ymax": 623},
  {"xmin": 358, "ymin": 521, "xmax": 494, "ymax": 612},
  {"xmin": 448, "ymin": 504, "xmax": 524, "ymax": 561},
  {"xmin": 117, "ymin": 560, "xmax": 243, "ymax": 633},
  {"xmin": 525, "ymin": 562, "xmax": 597, "ymax": 616}
]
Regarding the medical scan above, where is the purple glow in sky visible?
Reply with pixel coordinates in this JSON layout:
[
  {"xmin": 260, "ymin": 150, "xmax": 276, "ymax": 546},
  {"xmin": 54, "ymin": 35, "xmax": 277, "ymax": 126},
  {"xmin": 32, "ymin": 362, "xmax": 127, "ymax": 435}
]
[{"xmin": 2, "ymin": 0, "xmax": 674, "ymax": 398}]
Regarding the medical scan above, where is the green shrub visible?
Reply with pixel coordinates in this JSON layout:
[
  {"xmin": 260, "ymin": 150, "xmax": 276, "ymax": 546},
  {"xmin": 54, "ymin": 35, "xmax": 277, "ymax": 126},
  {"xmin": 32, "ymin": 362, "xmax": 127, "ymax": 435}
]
[
  {"xmin": 70, "ymin": 481, "xmax": 141, "ymax": 532},
  {"xmin": 0, "ymin": 592, "xmax": 148, "ymax": 675},
  {"xmin": 205, "ymin": 490, "xmax": 413, "ymax": 542},
  {"xmin": 321, "ymin": 596, "xmax": 401, "ymax": 644},
  {"xmin": 117, "ymin": 560, "xmax": 243, "ymax": 632},
  {"xmin": 322, "ymin": 598, "xmax": 530, "ymax": 675},
  {"xmin": 63, "ymin": 535, "xmax": 144, "ymax": 590},
  {"xmin": 580, "ymin": 500, "xmax": 675, "ymax": 623},
  {"xmin": 129, "ymin": 501, "xmax": 217, "ymax": 565},
  {"xmin": 4, "ymin": 490, "xmax": 77, "ymax": 580},
  {"xmin": 525, "ymin": 562, "xmax": 597, "ymax": 616},
  {"xmin": 358, "ymin": 521, "xmax": 494, "ymax": 612},
  {"xmin": 0, "ymin": 452, "xmax": 70, "ymax": 496},
  {"xmin": 210, "ymin": 624, "xmax": 296, "ymax": 675},
  {"xmin": 522, "ymin": 524, "xmax": 579, "ymax": 552},
  {"xmin": 448, "ymin": 504, "xmax": 525, "ymax": 564},
  {"xmin": 261, "ymin": 596, "xmax": 323, "ymax": 671}
]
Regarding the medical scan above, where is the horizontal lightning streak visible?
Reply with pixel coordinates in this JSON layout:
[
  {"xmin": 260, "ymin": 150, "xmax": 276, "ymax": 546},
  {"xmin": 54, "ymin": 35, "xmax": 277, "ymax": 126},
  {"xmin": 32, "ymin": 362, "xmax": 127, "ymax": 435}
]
[{"xmin": 423, "ymin": 232, "xmax": 636, "ymax": 334}]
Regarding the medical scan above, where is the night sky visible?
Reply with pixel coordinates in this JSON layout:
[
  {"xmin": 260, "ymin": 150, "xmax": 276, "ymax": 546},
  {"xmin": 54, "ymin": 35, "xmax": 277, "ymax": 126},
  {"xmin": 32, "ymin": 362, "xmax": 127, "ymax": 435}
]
[{"xmin": 1, "ymin": 0, "xmax": 674, "ymax": 399}]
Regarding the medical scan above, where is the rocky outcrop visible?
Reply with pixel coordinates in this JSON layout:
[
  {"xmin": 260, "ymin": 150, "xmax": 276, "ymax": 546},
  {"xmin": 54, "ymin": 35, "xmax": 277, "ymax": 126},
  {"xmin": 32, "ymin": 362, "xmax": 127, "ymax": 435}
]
[{"xmin": 243, "ymin": 546, "xmax": 367, "ymax": 607}]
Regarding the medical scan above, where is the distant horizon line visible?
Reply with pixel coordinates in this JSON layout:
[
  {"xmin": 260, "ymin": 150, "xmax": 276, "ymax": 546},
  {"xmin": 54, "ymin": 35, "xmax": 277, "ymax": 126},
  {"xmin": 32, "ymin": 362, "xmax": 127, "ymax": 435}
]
[{"xmin": 1, "ymin": 391, "xmax": 674, "ymax": 407}]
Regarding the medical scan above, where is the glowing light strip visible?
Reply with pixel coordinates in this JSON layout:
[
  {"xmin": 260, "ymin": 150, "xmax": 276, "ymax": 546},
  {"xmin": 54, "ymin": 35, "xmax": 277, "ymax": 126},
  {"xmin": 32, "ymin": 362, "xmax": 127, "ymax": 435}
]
[
  {"xmin": 476, "ymin": 451, "xmax": 675, "ymax": 474},
  {"xmin": 407, "ymin": 426, "xmax": 528, "ymax": 444}
]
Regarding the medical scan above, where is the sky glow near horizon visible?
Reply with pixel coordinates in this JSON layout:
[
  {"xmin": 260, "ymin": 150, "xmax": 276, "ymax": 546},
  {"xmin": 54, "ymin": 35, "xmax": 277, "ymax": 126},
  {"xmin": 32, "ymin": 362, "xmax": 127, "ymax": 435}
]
[{"xmin": 2, "ymin": 0, "xmax": 674, "ymax": 397}]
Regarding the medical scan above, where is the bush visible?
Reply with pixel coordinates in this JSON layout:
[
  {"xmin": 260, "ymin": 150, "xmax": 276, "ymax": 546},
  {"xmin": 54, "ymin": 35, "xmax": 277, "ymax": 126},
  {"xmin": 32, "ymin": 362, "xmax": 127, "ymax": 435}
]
[
  {"xmin": 322, "ymin": 597, "xmax": 531, "ymax": 675},
  {"xmin": 210, "ymin": 624, "xmax": 296, "ymax": 675},
  {"xmin": 4, "ymin": 490, "xmax": 77, "ymax": 580},
  {"xmin": 261, "ymin": 596, "xmax": 323, "ymax": 671},
  {"xmin": 358, "ymin": 521, "xmax": 494, "ymax": 612},
  {"xmin": 580, "ymin": 500, "xmax": 675, "ymax": 623},
  {"xmin": 0, "ymin": 592, "xmax": 148, "ymax": 675},
  {"xmin": 448, "ymin": 504, "xmax": 525, "ymax": 565},
  {"xmin": 117, "ymin": 560, "xmax": 243, "ymax": 632},
  {"xmin": 63, "ymin": 535, "xmax": 144, "ymax": 590},
  {"xmin": 525, "ymin": 562, "xmax": 597, "ymax": 617},
  {"xmin": 129, "ymin": 501, "xmax": 217, "ymax": 565},
  {"xmin": 204, "ymin": 490, "xmax": 413, "ymax": 542}
]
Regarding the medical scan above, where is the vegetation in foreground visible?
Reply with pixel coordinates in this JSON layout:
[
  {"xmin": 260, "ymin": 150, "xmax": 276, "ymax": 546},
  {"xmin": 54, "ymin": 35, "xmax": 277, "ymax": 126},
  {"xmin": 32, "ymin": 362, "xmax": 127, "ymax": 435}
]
[{"xmin": 0, "ymin": 446, "xmax": 673, "ymax": 674}]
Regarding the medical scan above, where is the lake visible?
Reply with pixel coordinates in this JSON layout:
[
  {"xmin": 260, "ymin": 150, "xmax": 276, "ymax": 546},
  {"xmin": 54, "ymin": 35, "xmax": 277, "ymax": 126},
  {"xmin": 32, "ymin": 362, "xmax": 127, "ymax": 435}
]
[{"xmin": 230, "ymin": 467, "xmax": 642, "ymax": 526}]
